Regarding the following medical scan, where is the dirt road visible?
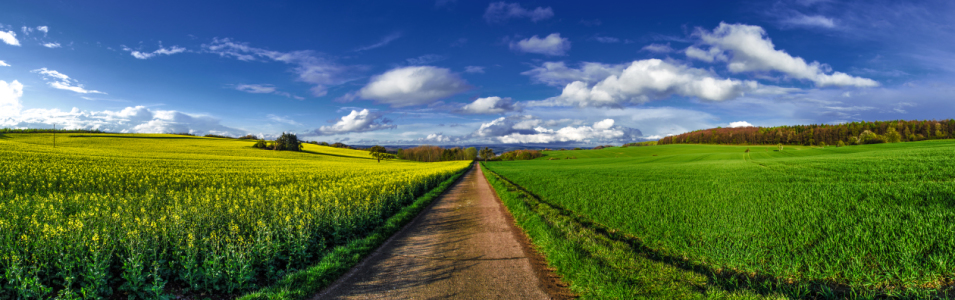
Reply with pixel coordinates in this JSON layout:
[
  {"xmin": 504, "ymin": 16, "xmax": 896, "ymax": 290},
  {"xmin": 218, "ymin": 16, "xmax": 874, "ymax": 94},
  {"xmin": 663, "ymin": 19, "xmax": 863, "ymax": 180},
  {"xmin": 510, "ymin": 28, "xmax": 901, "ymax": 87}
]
[{"xmin": 314, "ymin": 163, "xmax": 573, "ymax": 299}]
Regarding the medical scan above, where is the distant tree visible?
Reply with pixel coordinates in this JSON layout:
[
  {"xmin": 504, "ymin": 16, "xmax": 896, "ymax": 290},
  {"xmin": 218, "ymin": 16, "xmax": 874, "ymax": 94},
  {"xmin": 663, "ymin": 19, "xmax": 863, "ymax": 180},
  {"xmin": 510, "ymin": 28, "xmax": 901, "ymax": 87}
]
[
  {"xmin": 884, "ymin": 127, "xmax": 902, "ymax": 143},
  {"xmin": 859, "ymin": 130, "xmax": 884, "ymax": 144},
  {"xmin": 837, "ymin": 140, "xmax": 846, "ymax": 147},
  {"xmin": 819, "ymin": 142, "xmax": 827, "ymax": 147},
  {"xmin": 465, "ymin": 147, "xmax": 478, "ymax": 160},
  {"xmin": 479, "ymin": 147, "xmax": 495, "ymax": 162},
  {"xmin": 368, "ymin": 145, "xmax": 389, "ymax": 163},
  {"xmin": 273, "ymin": 132, "xmax": 303, "ymax": 151},
  {"xmin": 253, "ymin": 140, "xmax": 268, "ymax": 149},
  {"xmin": 238, "ymin": 134, "xmax": 258, "ymax": 140},
  {"xmin": 777, "ymin": 143, "xmax": 783, "ymax": 151},
  {"xmin": 331, "ymin": 142, "xmax": 347, "ymax": 148}
]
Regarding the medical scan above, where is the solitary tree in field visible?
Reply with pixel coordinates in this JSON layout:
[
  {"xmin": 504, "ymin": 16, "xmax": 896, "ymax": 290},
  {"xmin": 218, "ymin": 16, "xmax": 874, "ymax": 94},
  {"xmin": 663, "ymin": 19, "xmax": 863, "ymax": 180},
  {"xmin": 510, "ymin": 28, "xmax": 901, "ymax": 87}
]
[
  {"xmin": 368, "ymin": 145, "xmax": 389, "ymax": 163},
  {"xmin": 479, "ymin": 147, "xmax": 495, "ymax": 162}
]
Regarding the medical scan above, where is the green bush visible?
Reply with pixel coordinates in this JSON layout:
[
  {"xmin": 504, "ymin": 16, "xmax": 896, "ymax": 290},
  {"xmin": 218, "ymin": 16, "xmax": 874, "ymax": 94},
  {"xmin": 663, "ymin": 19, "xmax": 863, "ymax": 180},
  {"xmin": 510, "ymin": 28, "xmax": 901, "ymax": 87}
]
[{"xmin": 253, "ymin": 140, "xmax": 268, "ymax": 149}]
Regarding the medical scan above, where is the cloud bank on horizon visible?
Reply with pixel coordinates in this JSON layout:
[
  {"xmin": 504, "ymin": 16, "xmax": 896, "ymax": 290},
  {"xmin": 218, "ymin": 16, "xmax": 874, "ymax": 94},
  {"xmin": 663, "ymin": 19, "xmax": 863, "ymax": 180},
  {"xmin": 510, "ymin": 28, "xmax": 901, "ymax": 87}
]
[{"xmin": 2, "ymin": 0, "xmax": 954, "ymax": 145}]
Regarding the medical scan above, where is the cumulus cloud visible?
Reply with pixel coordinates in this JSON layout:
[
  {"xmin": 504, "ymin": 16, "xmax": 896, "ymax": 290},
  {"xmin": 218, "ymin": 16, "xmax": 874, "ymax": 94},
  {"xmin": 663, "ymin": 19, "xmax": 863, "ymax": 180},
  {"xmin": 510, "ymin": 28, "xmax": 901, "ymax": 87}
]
[
  {"xmin": 418, "ymin": 133, "xmax": 454, "ymax": 143},
  {"xmin": 0, "ymin": 31, "xmax": 20, "ymax": 46},
  {"xmin": 464, "ymin": 66, "xmax": 485, "ymax": 74},
  {"xmin": 510, "ymin": 33, "xmax": 570, "ymax": 56},
  {"xmin": 684, "ymin": 46, "xmax": 727, "ymax": 63},
  {"xmin": 0, "ymin": 61, "xmax": 9, "ymax": 67},
  {"xmin": 1, "ymin": 105, "xmax": 247, "ymax": 136},
  {"xmin": 203, "ymin": 38, "xmax": 355, "ymax": 97},
  {"xmin": 31, "ymin": 68, "xmax": 106, "ymax": 94},
  {"xmin": 0, "ymin": 80, "xmax": 24, "ymax": 119},
  {"xmin": 690, "ymin": 22, "xmax": 877, "ymax": 87},
  {"xmin": 459, "ymin": 96, "xmax": 518, "ymax": 114},
  {"xmin": 728, "ymin": 121, "xmax": 754, "ymax": 128},
  {"xmin": 472, "ymin": 116, "xmax": 641, "ymax": 144},
  {"xmin": 357, "ymin": 66, "xmax": 470, "ymax": 107},
  {"xmin": 123, "ymin": 45, "xmax": 186, "ymax": 59},
  {"xmin": 312, "ymin": 109, "xmax": 396, "ymax": 135},
  {"xmin": 42, "ymin": 42, "xmax": 61, "ymax": 48},
  {"xmin": 522, "ymin": 61, "xmax": 625, "ymax": 86},
  {"xmin": 484, "ymin": 2, "xmax": 554, "ymax": 23},
  {"xmin": 532, "ymin": 59, "xmax": 758, "ymax": 107},
  {"xmin": 356, "ymin": 32, "xmax": 402, "ymax": 51},
  {"xmin": 234, "ymin": 84, "xmax": 304, "ymax": 100},
  {"xmin": 642, "ymin": 43, "xmax": 673, "ymax": 53},
  {"xmin": 36, "ymin": 26, "xmax": 48, "ymax": 35}
]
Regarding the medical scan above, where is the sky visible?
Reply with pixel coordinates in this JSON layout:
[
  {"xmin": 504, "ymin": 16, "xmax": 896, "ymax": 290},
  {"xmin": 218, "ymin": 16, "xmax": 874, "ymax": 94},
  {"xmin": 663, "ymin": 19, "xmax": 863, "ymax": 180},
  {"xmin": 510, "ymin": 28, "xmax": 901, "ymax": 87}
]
[{"xmin": 1, "ymin": 0, "xmax": 954, "ymax": 146}]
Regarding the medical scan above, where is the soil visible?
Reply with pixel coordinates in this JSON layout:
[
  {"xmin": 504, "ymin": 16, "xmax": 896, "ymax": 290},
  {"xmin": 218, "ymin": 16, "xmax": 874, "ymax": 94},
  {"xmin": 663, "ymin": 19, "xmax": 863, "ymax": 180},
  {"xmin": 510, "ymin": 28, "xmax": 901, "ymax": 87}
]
[{"xmin": 313, "ymin": 163, "xmax": 575, "ymax": 299}]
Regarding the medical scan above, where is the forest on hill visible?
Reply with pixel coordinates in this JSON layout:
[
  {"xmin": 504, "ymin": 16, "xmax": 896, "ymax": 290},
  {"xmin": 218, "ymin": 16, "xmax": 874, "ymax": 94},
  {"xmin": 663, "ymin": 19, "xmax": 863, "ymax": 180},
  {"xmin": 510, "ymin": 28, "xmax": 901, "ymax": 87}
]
[{"xmin": 658, "ymin": 119, "xmax": 955, "ymax": 146}]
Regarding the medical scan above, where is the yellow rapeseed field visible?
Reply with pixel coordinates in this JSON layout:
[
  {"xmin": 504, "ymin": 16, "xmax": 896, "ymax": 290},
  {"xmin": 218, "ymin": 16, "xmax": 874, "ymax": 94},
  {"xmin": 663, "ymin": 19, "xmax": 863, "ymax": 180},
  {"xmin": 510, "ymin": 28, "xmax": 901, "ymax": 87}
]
[{"xmin": 0, "ymin": 133, "xmax": 469, "ymax": 298}]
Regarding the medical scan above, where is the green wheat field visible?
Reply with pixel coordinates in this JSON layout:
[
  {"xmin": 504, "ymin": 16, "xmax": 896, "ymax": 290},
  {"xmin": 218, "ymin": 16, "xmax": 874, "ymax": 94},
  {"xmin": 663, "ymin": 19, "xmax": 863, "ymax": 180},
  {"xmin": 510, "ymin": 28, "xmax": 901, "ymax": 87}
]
[{"xmin": 483, "ymin": 141, "xmax": 955, "ymax": 299}]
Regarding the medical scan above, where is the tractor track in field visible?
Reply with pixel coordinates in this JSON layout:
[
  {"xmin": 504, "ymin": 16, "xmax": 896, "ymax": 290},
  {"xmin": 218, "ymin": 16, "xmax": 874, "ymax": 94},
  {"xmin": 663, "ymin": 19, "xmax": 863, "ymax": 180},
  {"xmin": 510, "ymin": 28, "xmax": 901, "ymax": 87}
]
[{"xmin": 313, "ymin": 162, "xmax": 575, "ymax": 300}]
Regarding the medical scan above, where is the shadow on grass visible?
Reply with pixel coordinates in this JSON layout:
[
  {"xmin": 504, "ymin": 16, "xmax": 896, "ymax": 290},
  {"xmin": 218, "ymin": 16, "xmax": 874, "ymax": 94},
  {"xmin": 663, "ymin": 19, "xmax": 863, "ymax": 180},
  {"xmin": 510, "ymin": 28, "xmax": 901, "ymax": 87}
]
[{"xmin": 484, "ymin": 168, "xmax": 954, "ymax": 299}]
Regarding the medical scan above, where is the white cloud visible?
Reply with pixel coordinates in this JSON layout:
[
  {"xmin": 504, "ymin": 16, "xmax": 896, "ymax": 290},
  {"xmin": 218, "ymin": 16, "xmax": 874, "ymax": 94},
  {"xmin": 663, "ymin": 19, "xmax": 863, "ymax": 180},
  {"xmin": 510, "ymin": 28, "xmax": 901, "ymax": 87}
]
[
  {"xmin": 358, "ymin": 66, "xmax": 470, "ymax": 107},
  {"xmin": 691, "ymin": 22, "xmax": 877, "ymax": 87},
  {"xmin": 266, "ymin": 114, "xmax": 301, "ymax": 126},
  {"xmin": 0, "ymin": 31, "xmax": 20, "ymax": 46},
  {"xmin": 123, "ymin": 45, "xmax": 186, "ymax": 59},
  {"xmin": 533, "ymin": 59, "xmax": 758, "ymax": 107},
  {"xmin": 0, "ymin": 80, "xmax": 24, "ymax": 119},
  {"xmin": 36, "ymin": 26, "xmax": 48, "ymax": 35},
  {"xmin": 356, "ymin": 32, "xmax": 402, "ymax": 51},
  {"xmin": 472, "ymin": 116, "xmax": 640, "ymax": 144},
  {"xmin": 510, "ymin": 33, "xmax": 570, "ymax": 56},
  {"xmin": 464, "ymin": 66, "xmax": 485, "ymax": 74},
  {"xmin": 484, "ymin": 2, "xmax": 554, "ymax": 23},
  {"xmin": 31, "ymin": 68, "xmax": 106, "ymax": 94},
  {"xmin": 0, "ymin": 61, "xmax": 9, "ymax": 67},
  {"xmin": 203, "ymin": 38, "xmax": 353, "ymax": 97},
  {"xmin": 1, "ymin": 106, "xmax": 247, "ymax": 136},
  {"xmin": 43, "ymin": 42, "xmax": 61, "ymax": 48},
  {"xmin": 522, "ymin": 61, "xmax": 625, "ymax": 86},
  {"xmin": 312, "ymin": 109, "xmax": 396, "ymax": 135},
  {"xmin": 684, "ymin": 46, "xmax": 727, "ymax": 63},
  {"xmin": 460, "ymin": 96, "xmax": 518, "ymax": 114},
  {"xmin": 406, "ymin": 54, "xmax": 446, "ymax": 65},
  {"xmin": 236, "ymin": 84, "xmax": 276, "ymax": 94},
  {"xmin": 728, "ymin": 121, "xmax": 754, "ymax": 128},
  {"xmin": 419, "ymin": 133, "xmax": 453, "ymax": 143},
  {"xmin": 21, "ymin": 26, "xmax": 32, "ymax": 35},
  {"xmin": 642, "ymin": 43, "xmax": 673, "ymax": 53},
  {"xmin": 234, "ymin": 84, "xmax": 304, "ymax": 100},
  {"xmin": 781, "ymin": 14, "xmax": 836, "ymax": 28},
  {"xmin": 594, "ymin": 36, "xmax": 620, "ymax": 43}
]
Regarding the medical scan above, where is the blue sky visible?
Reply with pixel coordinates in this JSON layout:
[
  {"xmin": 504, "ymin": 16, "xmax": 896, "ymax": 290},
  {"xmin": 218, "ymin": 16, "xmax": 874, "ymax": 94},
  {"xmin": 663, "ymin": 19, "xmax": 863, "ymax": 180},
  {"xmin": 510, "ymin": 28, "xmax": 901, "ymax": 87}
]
[{"xmin": 1, "ymin": 0, "xmax": 954, "ymax": 145}]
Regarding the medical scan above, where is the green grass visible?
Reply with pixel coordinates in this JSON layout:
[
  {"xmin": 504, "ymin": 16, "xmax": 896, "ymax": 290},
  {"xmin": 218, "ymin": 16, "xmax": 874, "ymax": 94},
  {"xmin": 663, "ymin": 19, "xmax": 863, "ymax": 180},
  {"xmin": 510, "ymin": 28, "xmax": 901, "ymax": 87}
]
[{"xmin": 484, "ymin": 141, "xmax": 955, "ymax": 298}]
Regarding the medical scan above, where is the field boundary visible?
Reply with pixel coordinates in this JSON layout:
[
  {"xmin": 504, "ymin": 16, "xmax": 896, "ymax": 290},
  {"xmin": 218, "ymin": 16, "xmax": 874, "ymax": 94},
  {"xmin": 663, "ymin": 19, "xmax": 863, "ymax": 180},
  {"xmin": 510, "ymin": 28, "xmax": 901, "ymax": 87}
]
[
  {"xmin": 480, "ymin": 163, "xmax": 953, "ymax": 299},
  {"xmin": 238, "ymin": 163, "xmax": 472, "ymax": 300}
]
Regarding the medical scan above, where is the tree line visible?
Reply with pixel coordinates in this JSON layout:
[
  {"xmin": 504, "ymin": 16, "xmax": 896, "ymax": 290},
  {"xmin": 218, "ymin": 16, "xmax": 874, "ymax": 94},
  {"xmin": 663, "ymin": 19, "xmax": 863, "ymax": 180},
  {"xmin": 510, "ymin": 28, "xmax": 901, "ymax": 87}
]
[
  {"xmin": 658, "ymin": 119, "xmax": 955, "ymax": 146},
  {"xmin": 397, "ymin": 146, "xmax": 478, "ymax": 162}
]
